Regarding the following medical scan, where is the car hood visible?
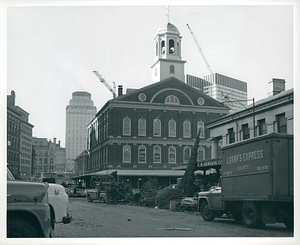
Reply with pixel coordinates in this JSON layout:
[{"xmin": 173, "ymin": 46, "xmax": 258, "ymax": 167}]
[{"xmin": 7, "ymin": 181, "xmax": 48, "ymax": 203}]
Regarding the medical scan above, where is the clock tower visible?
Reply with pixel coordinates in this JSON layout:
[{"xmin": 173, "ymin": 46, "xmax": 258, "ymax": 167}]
[{"xmin": 151, "ymin": 21, "xmax": 186, "ymax": 83}]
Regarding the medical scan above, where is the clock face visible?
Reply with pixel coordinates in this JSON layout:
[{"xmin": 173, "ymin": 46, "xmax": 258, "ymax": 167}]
[
  {"xmin": 197, "ymin": 97, "xmax": 205, "ymax": 105},
  {"xmin": 138, "ymin": 93, "xmax": 146, "ymax": 102}
]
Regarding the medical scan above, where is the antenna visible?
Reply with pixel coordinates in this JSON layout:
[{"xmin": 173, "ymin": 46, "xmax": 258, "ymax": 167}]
[{"xmin": 166, "ymin": 6, "xmax": 170, "ymax": 23}]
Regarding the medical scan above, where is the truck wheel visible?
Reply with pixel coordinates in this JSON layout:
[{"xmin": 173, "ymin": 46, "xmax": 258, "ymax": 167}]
[
  {"xmin": 7, "ymin": 217, "xmax": 40, "ymax": 238},
  {"xmin": 87, "ymin": 194, "xmax": 93, "ymax": 202},
  {"xmin": 242, "ymin": 203, "xmax": 265, "ymax": 228},
  {"xmin": 200, "ymin": 201, "xmax": 216, "ymax": 221}
]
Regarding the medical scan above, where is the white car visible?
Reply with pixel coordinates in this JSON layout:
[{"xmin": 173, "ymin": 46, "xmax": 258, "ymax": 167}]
[{"xmin": 47, "ymin": 183, "xmax": 72, "ymax": 230}]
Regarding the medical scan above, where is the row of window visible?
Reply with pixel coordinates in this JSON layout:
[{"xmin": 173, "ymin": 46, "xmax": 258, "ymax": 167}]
[
  {"xmin": 123, "ymin": 117, "xmax": 205, "ymax": 138},
  {"xmin": 122, "ymin": 145, "xmax": 206, "ymax": 164},
  {"xmin": 227, "ymin": 114, "xmax": 287, "ymax": 144}
]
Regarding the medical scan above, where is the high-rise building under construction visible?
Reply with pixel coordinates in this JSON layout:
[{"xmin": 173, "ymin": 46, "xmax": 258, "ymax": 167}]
[{"xmin": 186, "ymin": 73, "xmax": 248, "ymax": 113}]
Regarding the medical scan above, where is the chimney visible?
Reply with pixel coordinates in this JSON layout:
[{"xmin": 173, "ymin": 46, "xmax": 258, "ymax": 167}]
[
  {"xmin": 271, "ymin": 78, "xmax": 286, "ymax": 95},
  {"xmin": 58, "ymin": 140, "xmax": 60, "ymax": 146},
  {"xmin": 118, "ymin": 85, "xmax": 123, "ymax": 96},
  {"xmin": 7, "ymin": 90, "xmax": 16, "ymax": 107},
  {"xmin": 53, "ymin": 138, "xmax": 56, "ymax": 144}
]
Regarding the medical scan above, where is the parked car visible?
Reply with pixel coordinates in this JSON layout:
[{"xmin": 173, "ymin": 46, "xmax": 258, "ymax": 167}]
[
  {"xmin": 47, "ymin": 183, "xmax": 72, "ymax": 229},
  {"xmin": 7, "ymin": 168, "xmax": 53, "ymax": 238},
  {"xmin": 180, "ymin": 197, "xmax": 198, "ymax": 211}
]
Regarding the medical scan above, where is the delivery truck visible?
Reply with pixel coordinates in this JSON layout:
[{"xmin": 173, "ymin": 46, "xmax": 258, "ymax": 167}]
[{"xmin": 198, "ymin": 133, "xmax": 293, "ymax": 229}]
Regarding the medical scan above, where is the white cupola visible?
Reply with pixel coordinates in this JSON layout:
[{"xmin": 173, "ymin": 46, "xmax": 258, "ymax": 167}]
[{"xmin": 151, "ymin": 22, "xmax": 186, "ymax": 83}]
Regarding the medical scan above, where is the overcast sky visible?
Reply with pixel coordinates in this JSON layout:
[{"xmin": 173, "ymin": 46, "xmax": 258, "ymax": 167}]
[{"xmin": 3, "ymin": 1, "xmax": 296, "ymax": 147}]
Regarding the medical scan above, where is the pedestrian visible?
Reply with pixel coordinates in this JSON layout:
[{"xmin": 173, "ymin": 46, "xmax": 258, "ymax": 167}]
[
  {"xmin": 111, "ymin": 185, "xmax": 118, "ymax": 205},
  {"xmin": 106, "ymin": 186, "xmax": 111, "ymax": 204}
]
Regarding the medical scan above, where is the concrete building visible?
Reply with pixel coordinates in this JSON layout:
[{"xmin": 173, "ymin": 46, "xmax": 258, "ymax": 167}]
[
  {"xmin": 65, "ymin": 91, "xmax": 97, "ymax": 171},
  {"xmin": 7, "ymin": 90, "xmax": 34, "ymax": 179},
  {"xmin": 186, "ymin": 73, "xmax": 248, "ymax": 114},
  {"xmin": 32, "ymin": 137, "xmax": 66, "ymax": 177}
]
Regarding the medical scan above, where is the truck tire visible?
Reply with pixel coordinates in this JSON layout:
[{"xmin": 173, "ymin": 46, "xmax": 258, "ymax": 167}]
[
  {"xmin": 242, "ymin": 203, "xmax": 265, "ymax": 228},
  {"xmin": 200, "ymin": 201, "xmax": 216, "ymax": 221},
  {"xmin": 7, "ymin": 217, "xmax": 40, "ymax": 238},
  {"xmin": 87, "ymin": 194, "xmax": 93, "ymax": 202}
]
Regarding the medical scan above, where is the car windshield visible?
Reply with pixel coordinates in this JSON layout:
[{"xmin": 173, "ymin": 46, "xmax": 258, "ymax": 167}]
[{"xmin": 7, "ymin": 168, "xmax": 15, "ymax": 180}]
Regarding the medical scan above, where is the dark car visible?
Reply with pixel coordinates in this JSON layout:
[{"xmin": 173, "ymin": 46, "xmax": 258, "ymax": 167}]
[{"xmin": 7, "ymin": 168, "xmax": 53, "ymax": 238}]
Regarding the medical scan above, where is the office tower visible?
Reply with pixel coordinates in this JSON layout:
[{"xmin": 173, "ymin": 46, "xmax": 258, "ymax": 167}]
[{"xmin": 65, "ymin": 91, "xmax": 96, "ymax": 171}]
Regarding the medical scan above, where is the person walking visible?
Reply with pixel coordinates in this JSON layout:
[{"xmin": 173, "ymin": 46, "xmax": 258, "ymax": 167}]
[{"xmin": 111, "ymin": 185, "xmax": 118, "ymax": 205}]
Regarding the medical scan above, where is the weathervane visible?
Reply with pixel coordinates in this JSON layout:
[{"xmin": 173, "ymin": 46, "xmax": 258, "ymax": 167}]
[{"xmin": 166, "ymin": 5, "xmax": 170, "ymax": 23}]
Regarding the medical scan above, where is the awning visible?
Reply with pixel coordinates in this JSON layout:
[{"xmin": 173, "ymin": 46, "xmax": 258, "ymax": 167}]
[{"xmin": 71, "ymin": 169, "xmax": 185, "ymax": 180}]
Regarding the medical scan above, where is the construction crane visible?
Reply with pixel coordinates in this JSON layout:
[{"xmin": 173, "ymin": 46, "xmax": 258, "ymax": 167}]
[
  {"xmin": 93, "ymin": 71, "xmax": 117, "ymax": 98},
  {"xmin": 186, "ymin": 24, "xmax": 214, "ymax": 75}
]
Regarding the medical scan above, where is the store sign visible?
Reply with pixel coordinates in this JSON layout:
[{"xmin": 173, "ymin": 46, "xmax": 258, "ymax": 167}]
[{"xmin": 197, "ymin": 158, "xmax": 222, "ymax": 168}]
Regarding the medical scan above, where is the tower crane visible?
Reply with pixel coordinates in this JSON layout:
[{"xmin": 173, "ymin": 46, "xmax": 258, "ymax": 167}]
[
  {"xmin": 186, "ymin": 24, "xmax": 214, "ymax": 75},
  {"xmin": 93, "ymin": 71, "xmax": 117, "ymax": 98}
]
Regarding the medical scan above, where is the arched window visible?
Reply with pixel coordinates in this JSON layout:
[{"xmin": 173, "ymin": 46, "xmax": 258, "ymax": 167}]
[
  {"xmin": 169, "ymin": 39, "xmax": 175, "ymax": 53},
  {"xmin": 170, "ymin": 65, "xmax": 175, "ymax": 74},
  {"xmin": 165, "ymin": 95, "xmax": 179, "ymax": 104},
  {"xmin": 138, "ymin": 145, "xmax": 146, "ymax": 163},
  {"xmin": 183, "ymin": 120, "xmax": 191, "ymax": 138},
  {"xmin": 153, "ymin": 145, "xmax": 161, "ymax": 163},
  {"xmin": 50, "ymin": 158, "xmax": 54, "ymax": 164},
  {"xmin": 123, "ymin": 145, "xmax": 131, "ymax": 163},
  {"xmin": 183, "ymin": 146, "xmax": 191, "ymax": 164},
  {"xmin": 168, "ymin": 119, "xmax": 176, "ymax": 137},
  {"xmin": 123, "ymin": 116, "xmax": 131, "ymax": 135},
  {"xmin": 197, "ymin": 147, "xmax": 205, "ymax": 162},
  {"xmin": 197, "ymin": 121, "xmax": 205, "ymax": 138},
  {"xmin": 161, "ymin": 40, "xmax": 165, "ymax": 54},
  {"xmin": 153, "ymin": 118, "xmax": 161, "ymax": 137},
  {"xmin": 138, "ymin": 117, "xmax": 146, "ymax": 136},
  {"xmin": 169, "ymin": 146, "xmax": 176, "ymax": 164}
]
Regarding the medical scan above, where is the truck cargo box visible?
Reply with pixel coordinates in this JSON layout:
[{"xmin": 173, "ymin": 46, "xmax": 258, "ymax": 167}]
[{"xmin": 221, "ymin": 133, "xmax": 293, "ymax": 202}]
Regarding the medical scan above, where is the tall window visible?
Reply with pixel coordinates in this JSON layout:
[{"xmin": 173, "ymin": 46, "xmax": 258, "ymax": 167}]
[
  {"xmin": 123, "ymin": 145, "xmax": 131, "ymax": 163},
  {"xmin": 169, "ymin": 146, "xmax": 176, "ymax": 164},
  {"xmin": 169, "ymin": 119, "xmax": 176, "ymax": 137},
  {"xmin": 242, "ymin": 124, "xmax": 250, "ymax": 140},
  {"xmin": 123, "ymin": 116, "xmax": 131, "ymax": 135},
  {"xmin": 165, "ymin": 95, "xmax": 179, "ymax": 104},
  {"xmin": 153, "ymin": 145, "xmax": 161, "ymax": 163},
  {"xmin": 183, "ymin": 120, "xmax": 191, "ymax": 138},
  {"xmin": 258, "ymin": 119, "xmax": 267, "ymax": 135},
  {"xmin": 169, "ymin": 39, "xmax": 175, "ymax": 53},
  {"xmin": 161, "ymin": 40, "xmax": 165, "ymax": 54},
  {"xmin": 138, "ymin": 145, "xmax": 146, "ymax": 163},
  {"xmin": 197, "ymin": 121, "xmax": 205, "ymax": 138},
  {"xmin": 153, "ymin": 118, "xmax": 161, "ymax": 137},
  {"xmin": 197, "ymin": 147, "xmax": 205, "ymax": 162},
  {"xmin": 183, "ymin": 146, "xmax": 191, "ymax": 163},
  {"xmin": 138, "ymin": 118, "xmax": 146, "ymax": 136},
  {"xmin": 170, "ymin": 65, "xmax": 175, "ymax": 74},
  {"xmin": 277, "ymin": 113, "xmax": 287, "ymax": 133},
  {"xmin": 228, "ymin": 128, "xmax": 235, "ymax": 144}
]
